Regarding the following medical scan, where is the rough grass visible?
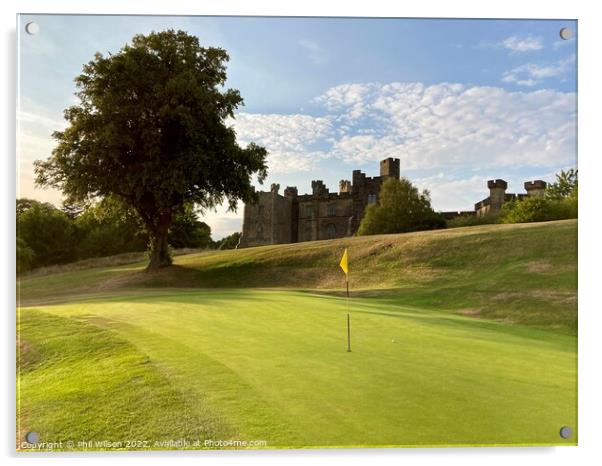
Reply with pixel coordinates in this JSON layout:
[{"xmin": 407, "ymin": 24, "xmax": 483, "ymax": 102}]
[{"xmin": 19, "ymin": 220, "xmax": 577, "ymax": 334}]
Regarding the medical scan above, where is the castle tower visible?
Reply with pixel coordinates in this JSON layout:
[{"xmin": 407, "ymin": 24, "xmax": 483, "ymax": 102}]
[
  {"xmin": 339, "ymin": 180, "xmax": 351, "ymax": 194},
  {"xmin": 487, "ymin": 179, "xmax": 508, "ymax": 212},
  {"xmin": 311, "ymin": 180, "xmax": 328, "ymax": 196},
  {"xmin": 351, "ymin": 169, "xmax": 366, "ymax": 193},
  {"xmin": 524, "ymin": 180, "xmax": 547, "ymax": 198},
  {"xmin": 284, "ymin": 186, "xmax": 298, "ymax": 199},
  {"xmin": 380, "ymin": 158, "xmax": 400, "ymax": 179}
]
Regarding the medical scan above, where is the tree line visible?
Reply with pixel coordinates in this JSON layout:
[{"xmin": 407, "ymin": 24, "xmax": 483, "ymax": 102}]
[{"xmin": 17, "ymin": 197, "xmax": 240, "ymax": 273}]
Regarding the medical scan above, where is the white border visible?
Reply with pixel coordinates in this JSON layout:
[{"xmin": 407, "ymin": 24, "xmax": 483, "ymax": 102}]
[{"xmin": 3, "ymin": 1, "xmax": 601, "ymax": 465}]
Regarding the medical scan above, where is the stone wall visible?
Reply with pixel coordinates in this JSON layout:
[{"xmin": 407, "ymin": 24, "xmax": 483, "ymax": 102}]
[
  {"xmin": 239, "ymin": 191, "xmax": 292, "ymax": 248},
  {"xmin": 296, "ymin": 196, "xmax": 354, "ymax": 242}
]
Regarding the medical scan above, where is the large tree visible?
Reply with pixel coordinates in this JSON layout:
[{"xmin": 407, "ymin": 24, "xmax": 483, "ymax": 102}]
[{"xmin": 35, "ymin": 30, "xmax": 267, "ymax": 269}]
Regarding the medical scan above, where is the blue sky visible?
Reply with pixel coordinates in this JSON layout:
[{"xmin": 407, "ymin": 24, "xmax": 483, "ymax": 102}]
[{"xmin": 18, "ymin": 15, "xmax": 577, "ymax": 239}]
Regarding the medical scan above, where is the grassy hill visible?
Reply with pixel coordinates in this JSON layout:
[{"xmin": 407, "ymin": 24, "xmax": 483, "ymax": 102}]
[
  {"xmin": 17, "ymin": 220, "xmax": 578, "ymax": 449},
  {"xmin": 20, "ymin": 219, "xmax": 577, "ymax": 334}
]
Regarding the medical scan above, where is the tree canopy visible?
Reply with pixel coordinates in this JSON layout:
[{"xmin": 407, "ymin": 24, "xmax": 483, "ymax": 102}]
[
  {"xmin": 357, "ymin": 177, "xmax": 444, "ymax": 236},
  {"xmin": 35, "ymin": 30, "xmax": 267, "ymax": 269},
  {"xmin": 545, "ymin": 169, "xmax": 578, "ymax": 200}
]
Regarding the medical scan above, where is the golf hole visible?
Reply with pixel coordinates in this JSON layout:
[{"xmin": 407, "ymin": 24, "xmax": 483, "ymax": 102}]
[{"xmin": 559, "ymin": 426, "xmax": 573, "ymax": 439}]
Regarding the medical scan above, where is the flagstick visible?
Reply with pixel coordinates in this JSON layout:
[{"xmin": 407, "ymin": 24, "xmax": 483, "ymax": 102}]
[{"xmin": 346, "ymin": 278, "xmax": 351, "ymax": 352}]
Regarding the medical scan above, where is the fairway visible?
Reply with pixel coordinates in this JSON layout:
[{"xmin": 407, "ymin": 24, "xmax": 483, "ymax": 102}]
[{"xmin": 18, "ymin": 289, "xmax": 576, "ymax": 448}]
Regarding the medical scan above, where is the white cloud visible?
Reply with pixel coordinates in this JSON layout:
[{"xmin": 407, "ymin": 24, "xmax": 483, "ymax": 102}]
[
  {"xmin": 474, "ymin": 35, "xmax": 544, "ymax": 53},
  {"xmin": 413, "ymin": 174, "xmax": 487, "ymax": 212},
  {"xmin": 228, "ymin": 81, "xmax": 575, "ymax": 197},
  {"xmin": 313, "ymin": 81, "xmax": 575, "ymax": 172},
  {"xmin": 502, "ymin": 54, "xmax": 575, "ymax": 87},
  {"xmin": 553, "ymin": 37, "xmax": 575, "ymax": 50},
  {"xmin": 229, "ymin": 112, "xmax": 333, "ymax": 173},
  {"xmin": 502, "ymin": 35, "xmax": 544, "ymax": 52},
  {"xmin": 227, "ymin": 81, "xmax": 576, "ymax": 180}
]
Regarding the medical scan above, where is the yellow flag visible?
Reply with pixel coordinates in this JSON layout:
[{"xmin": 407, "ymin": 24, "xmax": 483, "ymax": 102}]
[{"xmin": 339, "ymin": 248, "xmax": 349, "ymax": 276}]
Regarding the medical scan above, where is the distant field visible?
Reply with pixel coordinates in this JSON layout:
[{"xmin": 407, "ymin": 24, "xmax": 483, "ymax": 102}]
[{"xmin": 17, "ymin": 220, "xmax": 578, "ymax": 449}]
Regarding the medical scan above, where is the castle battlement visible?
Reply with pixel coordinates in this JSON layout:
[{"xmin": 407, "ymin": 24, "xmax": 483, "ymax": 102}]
[
  {"xmin": 240, "ymin": 161, "xmax": 550, "ymax": 247},
  {"xmin": 524, "ymin": 180, "xmax": 547, "ymax": 190},
  {"xmin": 487, "ymin": 179, "xmax": 508, "ymax": 190},
  {"xmin": 473, "ymin": 179, "xmax": 548, "ymax": 217},
  {"xmin": 239, "ymin": 159, "xmax": 399, "ymax": 247}
]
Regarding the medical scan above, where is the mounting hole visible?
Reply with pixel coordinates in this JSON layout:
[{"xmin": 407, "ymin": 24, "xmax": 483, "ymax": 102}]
[
  {"xmin": 25, "ymin": 431, "xmax": 40, "ymax": 444},
  {"xmin": 559, "ymin": 27, "xmax": 572, "ymax": 40},
  {"xmin": 25, "ymin": 22, "xmax": 39, "ymax": 35},
  {"xmin": 559, "ymin": 426, "xmax": 573, "ymax": 439}
]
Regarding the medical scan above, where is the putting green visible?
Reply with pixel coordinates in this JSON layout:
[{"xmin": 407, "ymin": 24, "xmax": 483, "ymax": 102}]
[{"xmin": 18, "ymin": 289, "xmax": 577, "ymax": 449}]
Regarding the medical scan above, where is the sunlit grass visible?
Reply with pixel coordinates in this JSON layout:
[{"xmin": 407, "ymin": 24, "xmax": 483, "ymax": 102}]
[{"xmin": 17, "ymin": 220, "xmax": 577, "ymax": 450}]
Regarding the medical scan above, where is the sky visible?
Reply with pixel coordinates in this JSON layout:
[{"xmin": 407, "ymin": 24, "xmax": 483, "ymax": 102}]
[{"xmin": 17, "ymin": 15, "xmax": 577, "ymax": 239}]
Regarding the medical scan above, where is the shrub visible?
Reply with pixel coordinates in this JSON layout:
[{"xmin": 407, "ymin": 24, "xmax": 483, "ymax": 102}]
[
  {"xmin": 358, "ymin": 178, "xmax": 445, "ymax": 236},
  {"xmin": 16, "ymin": 237, "xmax": 36, "ymax": 273},
  {"xmin": 499, "ymin": 196, "xmax": 577, "ymax": 224},
  {"xmin": 17, "ymin": 201, "xmax": 76, "ymax": 267}
]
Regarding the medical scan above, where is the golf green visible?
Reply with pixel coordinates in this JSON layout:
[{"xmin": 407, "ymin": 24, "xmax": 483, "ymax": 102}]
[{"xmin": 18, "ymin": 288, "xmax": 577, "ymax": 449}]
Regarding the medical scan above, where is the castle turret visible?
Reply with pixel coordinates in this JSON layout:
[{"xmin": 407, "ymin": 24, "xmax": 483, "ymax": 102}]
[
  {"xmin": 270, "ymin": 183, "xmax": 280, "ymax": 194},
  {"xmin": 284, "ymin": 186, "xmax": 298, "ymax": 199},
  {"xmin": 339, "ymin": 180, "xmax": 351, "ymax": 194},
  {"xmin": 380, "ymin": 158, "xmax": 400, "ymax": 179},
  {"xmin": 524, "ymin": 180, "xmax": 547, "ymax": 198},
  {"xmin": 311, "ymin": 180, "xmax": 329, "ymax": 196},
  {"xmin": 487, "ymin": 179, "xmax": 508, "ymax": 212},
  {"xmin": 352, "ymin": 169, "xmax": 366, "ymax": 191}
]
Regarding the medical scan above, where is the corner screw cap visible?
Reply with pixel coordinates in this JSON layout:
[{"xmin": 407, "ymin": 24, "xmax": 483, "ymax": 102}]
[
  {"xmin": 559, "ymin": 27, "xmax": 572, "ymax": 40},
  {"xmin": 25, "ymin": 22, "xmax": 39, "ymax": 35},
  {"xmin": 25, "ymin": 431, "xmax": 40, "ymax": 444}
]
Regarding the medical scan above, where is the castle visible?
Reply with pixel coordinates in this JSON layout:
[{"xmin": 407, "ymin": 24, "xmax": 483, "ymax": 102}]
[
  {"xmin": 238, "ymin": 158, "xmax": 547, "ymax": 248},
  {"xmin": 474, "ymin": 179, "xmax": 547, "ymax": 217}
]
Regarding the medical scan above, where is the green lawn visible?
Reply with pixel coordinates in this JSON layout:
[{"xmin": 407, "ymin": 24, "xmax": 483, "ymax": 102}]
[{"xmin": 17, "ymin": 220, "xmax": 578, "ymax": 449}]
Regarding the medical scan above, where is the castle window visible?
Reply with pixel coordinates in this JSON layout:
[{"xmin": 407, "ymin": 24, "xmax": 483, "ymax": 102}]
[
  {"xmin": 327, "ymin": 204, "xmax": 337, "ymax": 217},
  {"xmin": 368, "ymin": 194, "xmax": 377, "ymax": 204},
  {"xmin": 326, "ymin": 223, "xmax": 337, "ymax": 239},
  {"xmin": 306, "ymin": 205, "xmax": 314, "ymax": 218}
]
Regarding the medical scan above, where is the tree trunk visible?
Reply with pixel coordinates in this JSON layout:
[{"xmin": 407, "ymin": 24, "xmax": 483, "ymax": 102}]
[{"xmin": 146, "ymin": 211, "xmax": 172, "ymax": 270}]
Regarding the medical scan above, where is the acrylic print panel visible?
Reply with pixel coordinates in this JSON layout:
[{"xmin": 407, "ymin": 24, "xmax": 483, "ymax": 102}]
[{"xmin": 16, "ymin": 14, "xmax": 577, "ymax": 451}]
